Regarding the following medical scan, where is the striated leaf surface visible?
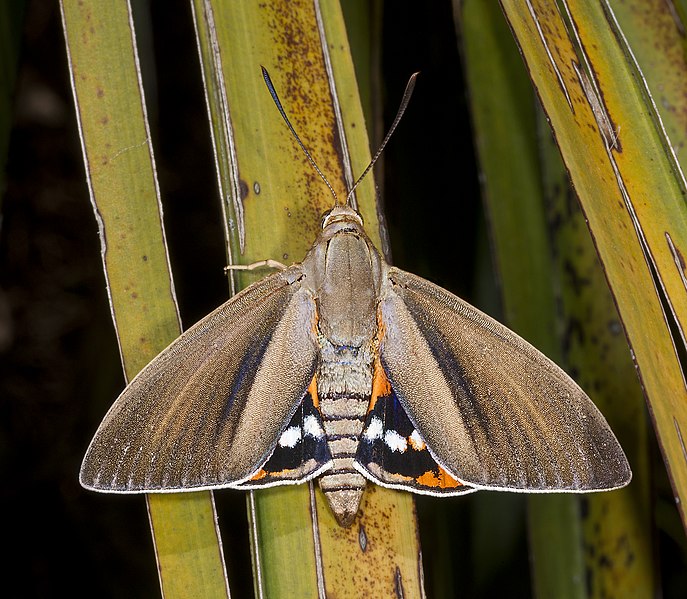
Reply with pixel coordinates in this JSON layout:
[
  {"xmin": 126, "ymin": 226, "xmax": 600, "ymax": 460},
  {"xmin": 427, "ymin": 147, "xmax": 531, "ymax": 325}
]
[{"xmin": 61, "ymin": 2, "xmax": 229, "ymax": 597}]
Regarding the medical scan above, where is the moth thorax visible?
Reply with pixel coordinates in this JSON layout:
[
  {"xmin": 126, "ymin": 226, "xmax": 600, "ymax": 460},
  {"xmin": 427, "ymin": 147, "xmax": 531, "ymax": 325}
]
[
  {"xmin": 318, "ymin": 233, "xmax": 378, "ymax": 347},
  {"xmin": 317, "ymin": 339, "xmax": 373, "ymax": 526}
]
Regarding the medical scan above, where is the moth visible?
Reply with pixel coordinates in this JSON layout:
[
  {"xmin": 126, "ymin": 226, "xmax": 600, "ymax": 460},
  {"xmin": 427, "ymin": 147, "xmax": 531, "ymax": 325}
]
[{"xmin": 80, "ymin": 68, "xmax": 631, "ymax": 527}]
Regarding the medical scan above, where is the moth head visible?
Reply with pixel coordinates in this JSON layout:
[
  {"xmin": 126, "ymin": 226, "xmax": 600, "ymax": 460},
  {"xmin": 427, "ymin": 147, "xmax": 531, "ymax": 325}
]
[{"xmin": 321, "ymin": 205, "xmax": 364, "ymax": 230}]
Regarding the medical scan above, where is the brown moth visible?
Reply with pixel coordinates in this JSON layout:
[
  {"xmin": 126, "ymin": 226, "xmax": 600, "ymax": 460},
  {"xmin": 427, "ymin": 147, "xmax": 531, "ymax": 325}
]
[{"xmin": 80, "ymin": 69, "xmax": 631, "ymax": 527}]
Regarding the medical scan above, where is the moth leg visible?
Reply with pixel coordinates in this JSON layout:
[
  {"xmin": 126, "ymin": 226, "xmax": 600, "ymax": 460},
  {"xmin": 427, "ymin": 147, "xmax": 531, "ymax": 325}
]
[{"xmin": 224, "ymin": 259, "xmax": 288, "ymax": 274}]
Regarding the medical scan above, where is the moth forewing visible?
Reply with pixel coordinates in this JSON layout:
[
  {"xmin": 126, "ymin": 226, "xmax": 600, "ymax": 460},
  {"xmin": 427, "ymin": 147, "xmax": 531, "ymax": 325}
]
[
  {"xmin": 80, "ymin": 268, "xmax": 320, "ymax": 493},
  {"xmin": 378, "ymin": 268, "xmax": 632, "ymax": 493}
]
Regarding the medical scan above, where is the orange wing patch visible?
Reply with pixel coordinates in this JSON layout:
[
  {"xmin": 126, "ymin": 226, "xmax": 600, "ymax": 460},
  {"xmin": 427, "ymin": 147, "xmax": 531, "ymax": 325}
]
[
  {"xmin": 369, "ymin": 358, "xmax": 392, "ymax": 413},
  {"xmin": 308, "ymin": 375, "xmax": 319, "ymax": 408},
  {"xmin": 416, "ymin": 466, "xmax": 464, "ymax": 490},
  {"xmin": 244, "ymin": 458, "xmax": 326, "ymax": 486},
  {"xmin": 250, "ymin": 469, "xmax": 268, "ymax": 481}
]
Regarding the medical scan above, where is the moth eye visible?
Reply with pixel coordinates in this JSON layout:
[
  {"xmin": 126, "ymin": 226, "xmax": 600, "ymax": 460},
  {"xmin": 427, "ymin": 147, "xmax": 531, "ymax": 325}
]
[{"xmin": 320, "ymin": 210, "xmax": 333, "ymax": 229}]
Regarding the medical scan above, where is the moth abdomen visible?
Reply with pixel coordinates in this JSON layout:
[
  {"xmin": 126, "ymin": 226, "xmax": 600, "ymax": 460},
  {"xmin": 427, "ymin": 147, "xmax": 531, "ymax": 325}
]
[
  {"xmin": 318, "ymin": 396, "xmax": 369, "ymax": 526},
  {"xmin": 315, "ymin": 338, "xmax": 374, "ymax": 526}
]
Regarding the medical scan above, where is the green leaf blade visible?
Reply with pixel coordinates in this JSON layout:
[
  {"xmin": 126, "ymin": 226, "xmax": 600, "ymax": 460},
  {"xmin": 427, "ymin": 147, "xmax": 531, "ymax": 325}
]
[{"xmin": 61, "ymin": 2, "xmax": 229, "ymax": 596}]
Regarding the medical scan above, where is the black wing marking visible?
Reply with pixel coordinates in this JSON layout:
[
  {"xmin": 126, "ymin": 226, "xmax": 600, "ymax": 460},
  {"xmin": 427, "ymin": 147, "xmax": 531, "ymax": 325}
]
[
  {"xmin": 355, "ymin": 377, "xmax": 475, "ymax": 496},
  {"xmin": 238, "ymin": 384, "xmax": 332, "ymax": 487}
]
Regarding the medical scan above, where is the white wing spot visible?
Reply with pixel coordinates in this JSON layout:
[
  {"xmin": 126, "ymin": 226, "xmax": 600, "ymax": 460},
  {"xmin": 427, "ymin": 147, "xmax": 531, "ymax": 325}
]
[
  {"xmin": 384, "ymin": 430, "xmax": 408, "ymax": 452},
  {"xmin": 279, "ymin": 426, "xmax": 302, "ymax": 448},
  {"xmin": 363, "ymin": 416, "xmax": 384, "ymax": 441},
  {"xmin": 409, "ymin": 429, "xmax": 426, "ymax": 450},
  {"xmin": 304, "ymin": 414, "xmax": 324, "ymax": 439}
]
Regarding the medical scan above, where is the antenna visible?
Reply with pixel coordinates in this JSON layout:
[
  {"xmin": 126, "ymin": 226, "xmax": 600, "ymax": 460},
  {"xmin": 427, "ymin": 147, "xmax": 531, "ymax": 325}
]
[
  {"xmin": 262, "ymin": 67, "xmax": 419, "ymax": 207},
  {"xmin": 262, "ymin": 66, "xmax": 339, "ymax": 204},
  {"xmin": 345, "ymin": 72, "xmax": 419, "ymax": 204}
]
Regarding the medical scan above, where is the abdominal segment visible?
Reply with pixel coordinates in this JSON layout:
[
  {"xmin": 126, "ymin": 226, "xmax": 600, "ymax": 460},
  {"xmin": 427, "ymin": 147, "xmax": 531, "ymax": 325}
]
[{"xmin": 316, "ymin": 338, "xmax": 373, "ymax": 527}]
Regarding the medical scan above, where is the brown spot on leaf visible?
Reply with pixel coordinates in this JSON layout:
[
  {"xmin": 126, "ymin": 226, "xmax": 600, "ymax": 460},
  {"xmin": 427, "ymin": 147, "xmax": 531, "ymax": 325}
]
[{"xmin": 239, "ymin": 179, "xmax": 249, "ymax": 201}]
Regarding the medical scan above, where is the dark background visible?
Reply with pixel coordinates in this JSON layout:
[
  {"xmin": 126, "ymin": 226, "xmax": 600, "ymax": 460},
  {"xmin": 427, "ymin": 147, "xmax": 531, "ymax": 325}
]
[{"xmin": 1, "ymin": 1, "xmax": 683, "ymax": 597}]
